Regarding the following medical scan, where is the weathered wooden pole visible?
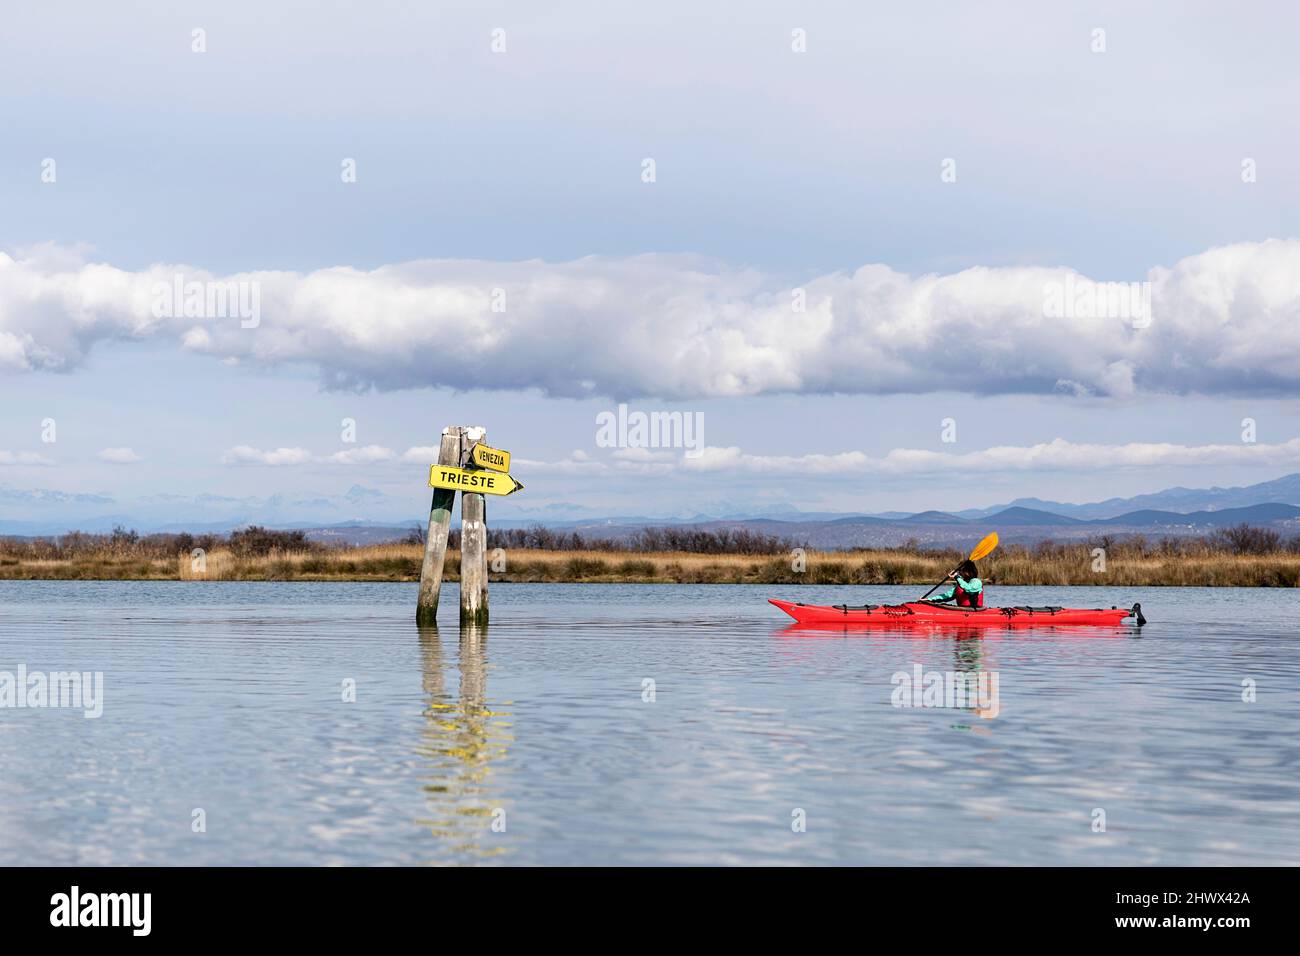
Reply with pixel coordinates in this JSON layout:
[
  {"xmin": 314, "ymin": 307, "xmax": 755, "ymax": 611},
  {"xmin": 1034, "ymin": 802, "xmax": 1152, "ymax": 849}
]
[
  {"xmin": 416, "ymin": 427, "xmax": 462, "ymax": 625},
  {"xmin": 459, "ymin": 426, "xmax": 489, "ymax": 626}
]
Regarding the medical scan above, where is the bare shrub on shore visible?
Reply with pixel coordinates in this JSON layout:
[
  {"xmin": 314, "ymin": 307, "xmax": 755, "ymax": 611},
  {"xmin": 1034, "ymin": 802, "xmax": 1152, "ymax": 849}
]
[
  {"xmin": 227, "ymin": 526, "xmax": 315, "ymax": 557},
  {"xmin": 441, "ymin": 523, "xmax": 796, "ymax": 555},
  {"xmin": 0, "ymin": 525, "xmax": 314, "ymax": 570},
  {"xmin": 2, "ymin": 524, "xmax": 1298, "ymax": 586},
  {"xmin": 628, "ymin": 526, "xmax": 795, "ymax": 555},
  {"xmin": 1209, "ymin": 523, "xmax": 1283, "ymax": 555}
]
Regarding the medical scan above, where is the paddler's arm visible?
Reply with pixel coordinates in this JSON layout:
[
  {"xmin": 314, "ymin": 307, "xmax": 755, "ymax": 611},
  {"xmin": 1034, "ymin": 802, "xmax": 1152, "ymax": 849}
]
[{"xmin": 928, "ymin": 584, "xmax": 957, "ymax": 603}]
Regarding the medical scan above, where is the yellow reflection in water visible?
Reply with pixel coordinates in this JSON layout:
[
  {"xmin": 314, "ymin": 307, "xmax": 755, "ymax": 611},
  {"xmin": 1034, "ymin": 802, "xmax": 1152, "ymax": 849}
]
[
  {"xmin": 953, "ymin": 635, "xmax": 999, "ymax": 722},
  {"xmin": 414, "ymin": 623, "xmax": 513, "ymax": 860}
]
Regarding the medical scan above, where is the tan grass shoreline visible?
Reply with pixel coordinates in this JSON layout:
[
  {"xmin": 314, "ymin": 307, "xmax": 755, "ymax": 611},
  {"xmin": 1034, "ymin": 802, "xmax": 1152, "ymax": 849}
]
[{"xmin": 0, "ymin": 544, "xmax": 1297, "ymax": 587}]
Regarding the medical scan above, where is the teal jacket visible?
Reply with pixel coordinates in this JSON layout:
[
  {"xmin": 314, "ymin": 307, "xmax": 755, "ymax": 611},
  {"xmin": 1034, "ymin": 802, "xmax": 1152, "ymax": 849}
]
[{"xmin": 931, "ymin": 575, "xmax": 983, "ymax": 603}]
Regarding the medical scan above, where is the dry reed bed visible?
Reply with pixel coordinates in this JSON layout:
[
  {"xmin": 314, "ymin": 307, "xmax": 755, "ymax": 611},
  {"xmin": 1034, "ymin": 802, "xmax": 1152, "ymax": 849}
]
[{"xmin": 0, "ymin": 544, "xmax": 1297, "ymax": 586}]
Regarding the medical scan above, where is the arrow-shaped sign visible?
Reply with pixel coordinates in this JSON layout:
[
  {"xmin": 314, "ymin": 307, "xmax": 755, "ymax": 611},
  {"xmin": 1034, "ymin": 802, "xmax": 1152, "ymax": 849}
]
[
  {"xmin": 469, "ymin": 442, "xmax": 511, "ymax": 473},
  {"xmin": 429, "ymin": 464, "xmax": 524, "ymax": 496}
]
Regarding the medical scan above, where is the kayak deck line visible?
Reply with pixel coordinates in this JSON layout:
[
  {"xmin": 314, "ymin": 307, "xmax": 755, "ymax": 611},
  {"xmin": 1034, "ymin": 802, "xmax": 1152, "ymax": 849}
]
[{"xmin": 770, "ymin": 598, "xmax": 1146, "ymax": 628}]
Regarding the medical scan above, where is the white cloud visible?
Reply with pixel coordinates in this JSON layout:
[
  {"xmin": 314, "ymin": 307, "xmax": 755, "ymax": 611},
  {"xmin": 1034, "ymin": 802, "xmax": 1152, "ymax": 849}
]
[
  {"xmin": 98, "ymin": 447, "xmax": 141, "ymax": 464},
  {"xmin": 681, "ymin": 438, "xmax": 1300, "ymax": 475},
  {"xmin": 0, "ymin": 450, "xmax": 56, "ymax": 466},
  {"xmin": 400, "ymin": 446, "xmax": 439, "ymax": 463},
  {"xmin": 521, "ymin": 437, "xmax": 1300, "ymax": 479},
  {"xmin": 610, "ymin": 447, "xmax": 676, "ymax": 463},
  {"xmin": 181, "ymin": 326, "xmax": 212, "ymax": 350},
  {"xmin": 221, "ymin": 445, "xmax": 313, "ymax": 466},
  {"xmin": 518, "ymin": 449, "xmax": 676, "ymax": 476},
  {"xmin": 222, "ymin": 444, "xmax": 397, "ymax": 466},
  {"xmin": 4, "ymin": 240, "xmax": 1300, "ymax": 398},
  {"xmin": 323, "ymin": 445, "xmax": 395, "ymax": 465},
  {"xmin": 219, "ymin": 436, "xmax": 1300, "ymax": 478}
]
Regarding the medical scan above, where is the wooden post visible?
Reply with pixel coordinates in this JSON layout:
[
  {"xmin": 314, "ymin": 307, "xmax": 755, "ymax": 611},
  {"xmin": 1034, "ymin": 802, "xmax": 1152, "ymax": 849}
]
[
  {"xmin": 459, "ymin": 426, "xmax": 489, "ymax": 626},
  {"xmin": 416, "ymin": 427, "xmax": 462, "ymax": 625}
]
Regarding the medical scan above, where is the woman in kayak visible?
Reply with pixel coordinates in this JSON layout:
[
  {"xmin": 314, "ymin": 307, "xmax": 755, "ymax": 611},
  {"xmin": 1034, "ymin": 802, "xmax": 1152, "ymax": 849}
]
[{"xmin": 929, "ymin": 559, "xmax": 984, "ymax": 608}]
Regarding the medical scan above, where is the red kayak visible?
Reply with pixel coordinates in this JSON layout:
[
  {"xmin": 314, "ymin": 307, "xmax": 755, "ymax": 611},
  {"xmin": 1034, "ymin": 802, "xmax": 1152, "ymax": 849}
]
[{"xmin": 769, "ymin": 598, "xmax": 1146, "ymax": 628}]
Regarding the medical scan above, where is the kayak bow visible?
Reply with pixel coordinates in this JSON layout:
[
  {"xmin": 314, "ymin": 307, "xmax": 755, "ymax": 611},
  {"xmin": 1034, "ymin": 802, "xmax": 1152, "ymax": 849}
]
[{"xmin": 769, "ymin": 599, "xmax": 1146, "ymax": 628}]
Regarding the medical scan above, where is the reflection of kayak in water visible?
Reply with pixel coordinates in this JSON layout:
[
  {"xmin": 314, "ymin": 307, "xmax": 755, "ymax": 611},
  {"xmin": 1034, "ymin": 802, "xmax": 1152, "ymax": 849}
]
[{"xmin": 769, "ymin": 598, "xmax": 1146, "ymax": 628}]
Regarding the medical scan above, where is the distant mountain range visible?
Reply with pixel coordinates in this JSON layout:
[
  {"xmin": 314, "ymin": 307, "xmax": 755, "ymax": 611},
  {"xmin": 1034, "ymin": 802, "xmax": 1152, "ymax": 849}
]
[
  {"xmin": 952, "ymin": 472, "xmax": 1300, "ymax": 520},
  {"xmin": 501, "ymin": 472, "xmax": 1300, "ymax": 528},
  {"xmin": 189, "ymin": 500, "xmax": 1300, "ymax": 550},
  {"xmin": 2, "ymin": 473, "xmax": 1300, "ymax": 548},
  {"xmin": 538, "ymin": 502, "xmax": 1300, "ymax": 550}
]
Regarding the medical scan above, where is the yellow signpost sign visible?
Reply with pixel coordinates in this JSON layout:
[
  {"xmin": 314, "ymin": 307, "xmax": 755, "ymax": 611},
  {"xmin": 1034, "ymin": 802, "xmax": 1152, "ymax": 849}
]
[
  {"xmin": 428, "ymin": 464, "xmax": 524, "ymax": 496},
  {"xmin": 470, "ymin": 443, "xmax": 511, "ymax": 473}
]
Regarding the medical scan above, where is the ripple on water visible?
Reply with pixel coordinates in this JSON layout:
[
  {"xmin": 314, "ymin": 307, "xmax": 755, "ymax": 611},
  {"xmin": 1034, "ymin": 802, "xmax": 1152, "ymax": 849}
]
[{"xmin": 0, "ymin": 581, "xmax": 1297, "ymax": 864}]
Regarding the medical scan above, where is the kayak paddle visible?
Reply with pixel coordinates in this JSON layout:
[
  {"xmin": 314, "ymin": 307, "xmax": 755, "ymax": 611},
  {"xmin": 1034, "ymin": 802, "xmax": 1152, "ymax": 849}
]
[{"xmin": 919, "ymin": 532, "xmax": 999, "ymax": 601}]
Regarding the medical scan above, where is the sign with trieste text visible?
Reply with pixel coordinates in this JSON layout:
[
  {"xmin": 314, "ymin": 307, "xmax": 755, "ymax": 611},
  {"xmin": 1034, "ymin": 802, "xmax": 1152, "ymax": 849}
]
[{"xmin": 428, "ymin": 464, "xmax": 524, "ymax": 496}]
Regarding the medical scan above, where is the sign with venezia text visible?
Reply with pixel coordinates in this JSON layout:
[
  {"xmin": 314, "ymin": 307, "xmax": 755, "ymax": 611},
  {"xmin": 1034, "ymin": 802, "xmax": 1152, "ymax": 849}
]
[{"xmin": 470, "ymin": 443, "xmax": 511, "ymax": 473}]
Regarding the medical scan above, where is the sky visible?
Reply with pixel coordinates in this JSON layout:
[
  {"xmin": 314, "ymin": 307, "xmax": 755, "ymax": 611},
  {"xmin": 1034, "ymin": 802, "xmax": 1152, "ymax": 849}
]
[{"xmin": 1, "ymin": 1, "xmax": 1299, "ymax": 529}]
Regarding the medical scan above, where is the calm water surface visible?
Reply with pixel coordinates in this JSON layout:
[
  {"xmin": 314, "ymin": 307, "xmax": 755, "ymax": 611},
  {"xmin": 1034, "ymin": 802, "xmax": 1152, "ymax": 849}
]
[{"xmin": 1, "ymin": 581, "xmax": 1297, "ymax": 865}]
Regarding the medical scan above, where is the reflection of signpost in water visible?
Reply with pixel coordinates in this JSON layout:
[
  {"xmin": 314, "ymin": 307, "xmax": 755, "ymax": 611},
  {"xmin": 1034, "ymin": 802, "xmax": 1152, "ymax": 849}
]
[
  {"xmin": 415, "ymin": 623, "xmax": 510, "ymax": 859},
  {"xmin": 416, "ymin": 426, "xmax": 523, "ymax": 626}
]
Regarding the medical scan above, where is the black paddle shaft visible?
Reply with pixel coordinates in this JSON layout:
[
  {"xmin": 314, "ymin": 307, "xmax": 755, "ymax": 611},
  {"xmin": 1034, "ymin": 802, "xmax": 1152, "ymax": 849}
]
[{"xmin": 919, "ymin": 569, "xmax": 958, "ymax": 601}]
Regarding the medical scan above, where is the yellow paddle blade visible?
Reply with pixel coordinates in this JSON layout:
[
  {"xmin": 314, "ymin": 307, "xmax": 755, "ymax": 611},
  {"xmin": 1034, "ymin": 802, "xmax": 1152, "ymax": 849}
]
[{"xmin": 969, "ymin": 532, "xmax": 999, "ymax": 562}]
